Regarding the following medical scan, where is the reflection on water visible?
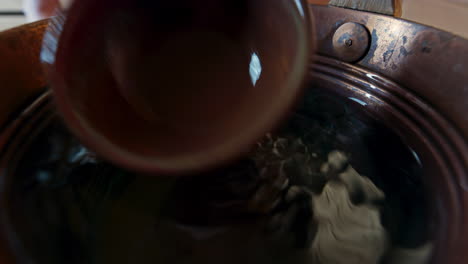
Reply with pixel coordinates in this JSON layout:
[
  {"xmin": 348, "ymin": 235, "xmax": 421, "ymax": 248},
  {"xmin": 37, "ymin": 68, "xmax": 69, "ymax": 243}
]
[
  {"xmin": 348, "ymin": 97, "xmax": 367, "ymax": 106},
  {"xmin": 249, "ymin": 52, "xmax": 262, "ymax": 86},
  {"xmin": 410, "ymin": 148, "xmax": 423, "ymax": 167},
  {"xmin": 4, "ymin": 89, "xmax": 432, "ymax": 264}
]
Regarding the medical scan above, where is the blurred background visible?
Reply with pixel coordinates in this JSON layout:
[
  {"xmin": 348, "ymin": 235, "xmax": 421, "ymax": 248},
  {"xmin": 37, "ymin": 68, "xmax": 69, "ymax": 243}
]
[
  {"xmin": 1, "ymin": 0, "xmax": 468, "ymax": 38},
  {"xmin": 0, "ymin": 0, "xmax": 25, "ymax": 31},
  {"xmin": 310, "ymin": 0, "xmax": 468, "ymax": 39}
]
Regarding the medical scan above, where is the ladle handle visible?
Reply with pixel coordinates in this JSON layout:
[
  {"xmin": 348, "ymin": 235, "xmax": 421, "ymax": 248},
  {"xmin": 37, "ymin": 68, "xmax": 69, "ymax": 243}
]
[{"xmin": 320, "ymin": 0, "xmax": 401, "ymax": 16}]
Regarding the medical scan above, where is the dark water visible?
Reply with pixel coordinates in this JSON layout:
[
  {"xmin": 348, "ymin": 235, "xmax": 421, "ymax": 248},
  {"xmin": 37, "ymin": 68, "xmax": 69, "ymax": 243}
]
[{"xmin": 4, "ymin": 89, "xmax": 431, "ymax": 264}]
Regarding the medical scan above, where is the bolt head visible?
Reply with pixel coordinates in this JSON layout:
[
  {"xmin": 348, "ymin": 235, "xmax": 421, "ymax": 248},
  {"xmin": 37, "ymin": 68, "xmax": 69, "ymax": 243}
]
[{"xmin": 332, "ymin": 22, "xmax": 370, "ymax": 63}]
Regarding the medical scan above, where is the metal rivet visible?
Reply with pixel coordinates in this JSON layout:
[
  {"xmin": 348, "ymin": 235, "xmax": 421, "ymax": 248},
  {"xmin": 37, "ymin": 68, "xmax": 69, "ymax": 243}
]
[{"xmin": 332, "ymin": 22, "xmax": 370, "ymax": 63}]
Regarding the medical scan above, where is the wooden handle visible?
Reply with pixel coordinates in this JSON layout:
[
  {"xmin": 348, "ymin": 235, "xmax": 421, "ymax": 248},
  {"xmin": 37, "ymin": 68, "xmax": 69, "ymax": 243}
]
[
  {"xmin": 394, "ymin": 0, "xmax": 402, "ymax": 17},
  {"xmin": 308, "ymin": 0, "xmax": 330, "ymax": 4},
  {"xmin": 0, "ymin": 20, "xmax": 48, "ymax": 128},
  {"xmin": 319, "ymin": 0, "xmax": 401, "ymax": 16}
]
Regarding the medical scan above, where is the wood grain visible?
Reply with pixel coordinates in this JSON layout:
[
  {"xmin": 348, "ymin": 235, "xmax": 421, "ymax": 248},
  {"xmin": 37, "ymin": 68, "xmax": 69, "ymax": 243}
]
[
  {"xmin": 308, "ymin": 0, "xmax": 330, "ymax": 5},
  {"xmin": 328, "ymin": 0, "xmax": 394, "ymax": 15},
  {"xmin": 309, "ymin": 0, "xmax": 401, "ymax": 18},
  {"xmin": 393, "ymin": 0, "xmax": 402, "ymax": 17},
  {"xmin": 0, "ymin": 20, "xmax": 48, "ymax": 129}
]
